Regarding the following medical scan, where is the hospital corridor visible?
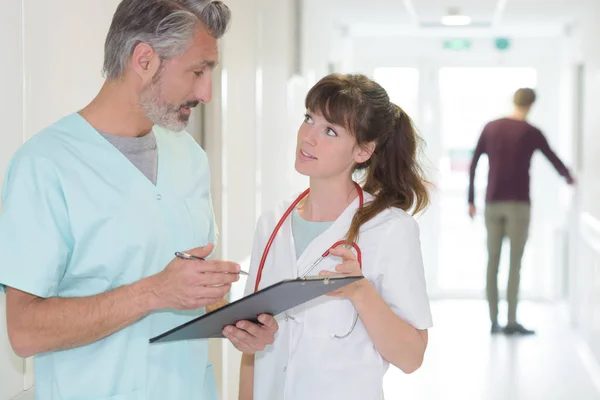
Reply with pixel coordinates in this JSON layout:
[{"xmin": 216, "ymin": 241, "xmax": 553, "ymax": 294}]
[{"xmin": 1, "ymin": 0, "xmax": 600, "ymax": 399}]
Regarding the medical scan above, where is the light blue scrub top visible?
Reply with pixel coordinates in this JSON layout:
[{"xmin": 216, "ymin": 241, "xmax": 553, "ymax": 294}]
[{"xmin": 0, "ymin": 113, "xmax": 219, "ymax": 400}]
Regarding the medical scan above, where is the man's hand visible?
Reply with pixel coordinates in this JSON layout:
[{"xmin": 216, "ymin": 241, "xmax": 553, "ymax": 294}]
[
  {"xmin": 318, "ymin": 246, "xmax": 366, "ymax": 300},
  {"xmin": 469, "ymin": 203, "xmax": 476, "ymax": 219},
  {"xmin": 4, "ymin": 243, "xmax": 241, "ymax": 358},
  {"xmin": 223, "ymin": 314, "xmax": 278, "ymax": 354},
  {"xmin": 206, "ymin": 298, "xmax": 229, "ymax": 313},
  {"xmin": 148, "ymin": 243, "xmax": 241, "ymax": 311}
]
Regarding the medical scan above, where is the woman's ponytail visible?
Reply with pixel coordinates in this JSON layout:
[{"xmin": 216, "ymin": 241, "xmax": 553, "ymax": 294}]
[{"xmin": 346, "ymin": 103, "xmax": 430, "ymax": 244}]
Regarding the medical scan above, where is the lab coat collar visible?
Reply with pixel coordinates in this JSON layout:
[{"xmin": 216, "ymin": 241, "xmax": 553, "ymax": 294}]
[{"xmin": 296, "ymin": 191, "xmax": 374, "ymax": 275}]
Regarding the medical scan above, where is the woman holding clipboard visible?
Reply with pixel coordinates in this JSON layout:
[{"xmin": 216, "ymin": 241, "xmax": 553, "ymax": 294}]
[{"xmin": 232, "ymin": 73, "xmax": 433, "ymax": 400}]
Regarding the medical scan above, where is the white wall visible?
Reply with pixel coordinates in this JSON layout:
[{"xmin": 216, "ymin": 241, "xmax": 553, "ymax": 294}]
[
  {"xmin": 214, "ymin": 0, "xmax": 301, "ymax": 285},
  {"xmin": 23, "ymin": 0, "xmax": 120, "ymax": 138},
  {"xmin": 301, "ymin": 0, "xmax": 335, "ymax": 84},
  {"xmin": 0, "ymin": 1, "xmax": 25, "ymax": 399},
  {"xmin": 577, "ymin": 2, "xmax": 600, "ymax": 220},
  {"xmin": 204, "ymin": 1, "xmax": 300, "ymax": 397},
  {"xmin": 569, "ymin": 0, "xmax": 600, "ymax": 367}
]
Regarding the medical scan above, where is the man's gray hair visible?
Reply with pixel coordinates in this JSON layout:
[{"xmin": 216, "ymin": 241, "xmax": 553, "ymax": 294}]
[{"xmin": 103, "ymin": 0, "xmax": 231, "ymax": 80}]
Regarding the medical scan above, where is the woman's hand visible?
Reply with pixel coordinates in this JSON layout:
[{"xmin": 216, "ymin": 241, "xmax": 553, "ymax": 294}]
[
  {"xmin": 318, "ymin": 246, "xmax": 369, "ymax": 300},
  {"xmin": 223, "ymin": 314, "xmax": 278, "ymax": 355}
]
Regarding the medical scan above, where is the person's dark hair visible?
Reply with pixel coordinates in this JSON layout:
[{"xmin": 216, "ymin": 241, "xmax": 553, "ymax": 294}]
[
  {"xmin": 103, "ymin": 0, "xmax": 231, "ymax": 80},
  {"xmin": 513, "ymin": 88, "xmax": 536, "ymax": 108},
  {"xmin": 305, "ymin": 73, "xmax": 430, "ymax": 243}
]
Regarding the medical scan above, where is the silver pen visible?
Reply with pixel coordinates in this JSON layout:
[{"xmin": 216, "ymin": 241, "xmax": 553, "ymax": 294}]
[{"xmin": 175, "ymin": 252, "xmax": 249, "ymax": 276}]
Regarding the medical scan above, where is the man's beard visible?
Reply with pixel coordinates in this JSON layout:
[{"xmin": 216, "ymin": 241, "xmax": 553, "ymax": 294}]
[{"xmin": 140, "ymin": 74, "xmax": 199, "ymax": 132}]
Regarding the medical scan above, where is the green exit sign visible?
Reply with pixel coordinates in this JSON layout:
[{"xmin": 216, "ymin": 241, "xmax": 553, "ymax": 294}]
[
  {"xmin": 443, "ymin": 39, "xmax": 472, "ymax": 50},
  {"xmin": 495, "ymin": 37, "xmax": 511, "ymax": 51}
]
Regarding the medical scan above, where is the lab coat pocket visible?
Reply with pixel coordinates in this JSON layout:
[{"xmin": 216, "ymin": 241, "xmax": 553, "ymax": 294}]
[
  {"xmin": 303, "ymin": 295, "xmax": 357, "ymax": 338},
  {"xmin": 184, "ymin": 197, "xmax": 213, "ymax": 246}
]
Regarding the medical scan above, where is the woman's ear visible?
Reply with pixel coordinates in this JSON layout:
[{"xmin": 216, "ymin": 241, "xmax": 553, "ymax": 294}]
[{"xmin": 354, "ymin": 141, "xmax": 376, "ymax": 164}]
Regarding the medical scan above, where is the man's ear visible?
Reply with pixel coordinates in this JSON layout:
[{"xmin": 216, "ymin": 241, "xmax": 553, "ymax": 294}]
[
  {"xmin": 130, "ymin": 42, "xmax": 161, "ymax": 84},
  {"xmin": 355, "ymin": 141, "xmax": 376, "ymax": 164}
]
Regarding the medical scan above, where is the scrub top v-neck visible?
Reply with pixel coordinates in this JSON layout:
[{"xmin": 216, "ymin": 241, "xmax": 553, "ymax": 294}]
[{"xmin": 99, "ymin": 130, "xmax": 158, "ymax": 186}]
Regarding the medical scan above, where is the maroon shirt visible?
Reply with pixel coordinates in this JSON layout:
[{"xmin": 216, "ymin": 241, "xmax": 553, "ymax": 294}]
[{"xmin": 468, "ymin": 118, "xmax": 572, "ymax": 204}]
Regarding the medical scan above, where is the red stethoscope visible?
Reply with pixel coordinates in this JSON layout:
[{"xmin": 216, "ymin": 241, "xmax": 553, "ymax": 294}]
[{"xmin": 254, "ymin": 182, "xmax": 364, "ymax": 294}]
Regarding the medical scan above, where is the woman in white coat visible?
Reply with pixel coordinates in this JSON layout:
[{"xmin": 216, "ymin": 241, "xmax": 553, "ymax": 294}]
[{"xmin": 233, "ymin": 73, "xmax": 433, "ymax": 400}]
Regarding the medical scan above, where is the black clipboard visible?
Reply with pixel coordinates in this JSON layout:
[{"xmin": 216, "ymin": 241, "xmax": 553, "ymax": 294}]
[{"xmin": 149, "ymin": 275, "xmax": 363, "ymax": 343}]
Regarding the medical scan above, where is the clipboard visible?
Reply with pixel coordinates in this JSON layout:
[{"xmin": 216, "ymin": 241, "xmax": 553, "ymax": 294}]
[{"xmin": 149, "ymin": 275, "xmax": 363, "ymax": 343}]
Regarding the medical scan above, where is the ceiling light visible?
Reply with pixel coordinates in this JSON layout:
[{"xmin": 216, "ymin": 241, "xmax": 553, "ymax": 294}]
[
  {"xmin": 441, "ymin": 7, "xmax": 471, "ymax": 26},
  {"xmin": 441, "ymin": 15, "xmax": 472, "ymax": 26}
]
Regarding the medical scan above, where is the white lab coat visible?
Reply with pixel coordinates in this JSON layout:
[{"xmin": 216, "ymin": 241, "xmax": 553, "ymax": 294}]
[{"xmin": 244, "ymin": 192, "xmax": 433, "ymax": 400}]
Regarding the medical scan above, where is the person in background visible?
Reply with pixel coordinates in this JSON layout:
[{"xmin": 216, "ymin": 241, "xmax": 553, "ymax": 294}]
[{"xmin": 468, "ymin": 88, "xmax": 575, "ymax": 335}]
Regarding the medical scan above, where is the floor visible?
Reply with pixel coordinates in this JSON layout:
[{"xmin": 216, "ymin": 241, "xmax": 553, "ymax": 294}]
[{"xmin": 383, "ymin": 300, "xmax": 600, "ymax": 400}]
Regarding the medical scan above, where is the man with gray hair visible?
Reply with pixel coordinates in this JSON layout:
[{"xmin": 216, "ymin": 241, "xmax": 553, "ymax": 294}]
[{"xmin": 0, "ymin": 1, "xmax": 278, "ymax": 399}]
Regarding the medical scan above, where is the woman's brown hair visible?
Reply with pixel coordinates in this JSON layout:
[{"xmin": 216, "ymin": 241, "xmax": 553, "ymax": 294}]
[{"xmin": 305, "ymin": 73, "xmax": 430, "ymax": 243}]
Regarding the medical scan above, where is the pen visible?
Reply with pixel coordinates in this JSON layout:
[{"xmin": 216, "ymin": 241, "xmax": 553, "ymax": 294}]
[{"xmin": 175, "ymin": 252, "xmax": 249, "ymax": 276}]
